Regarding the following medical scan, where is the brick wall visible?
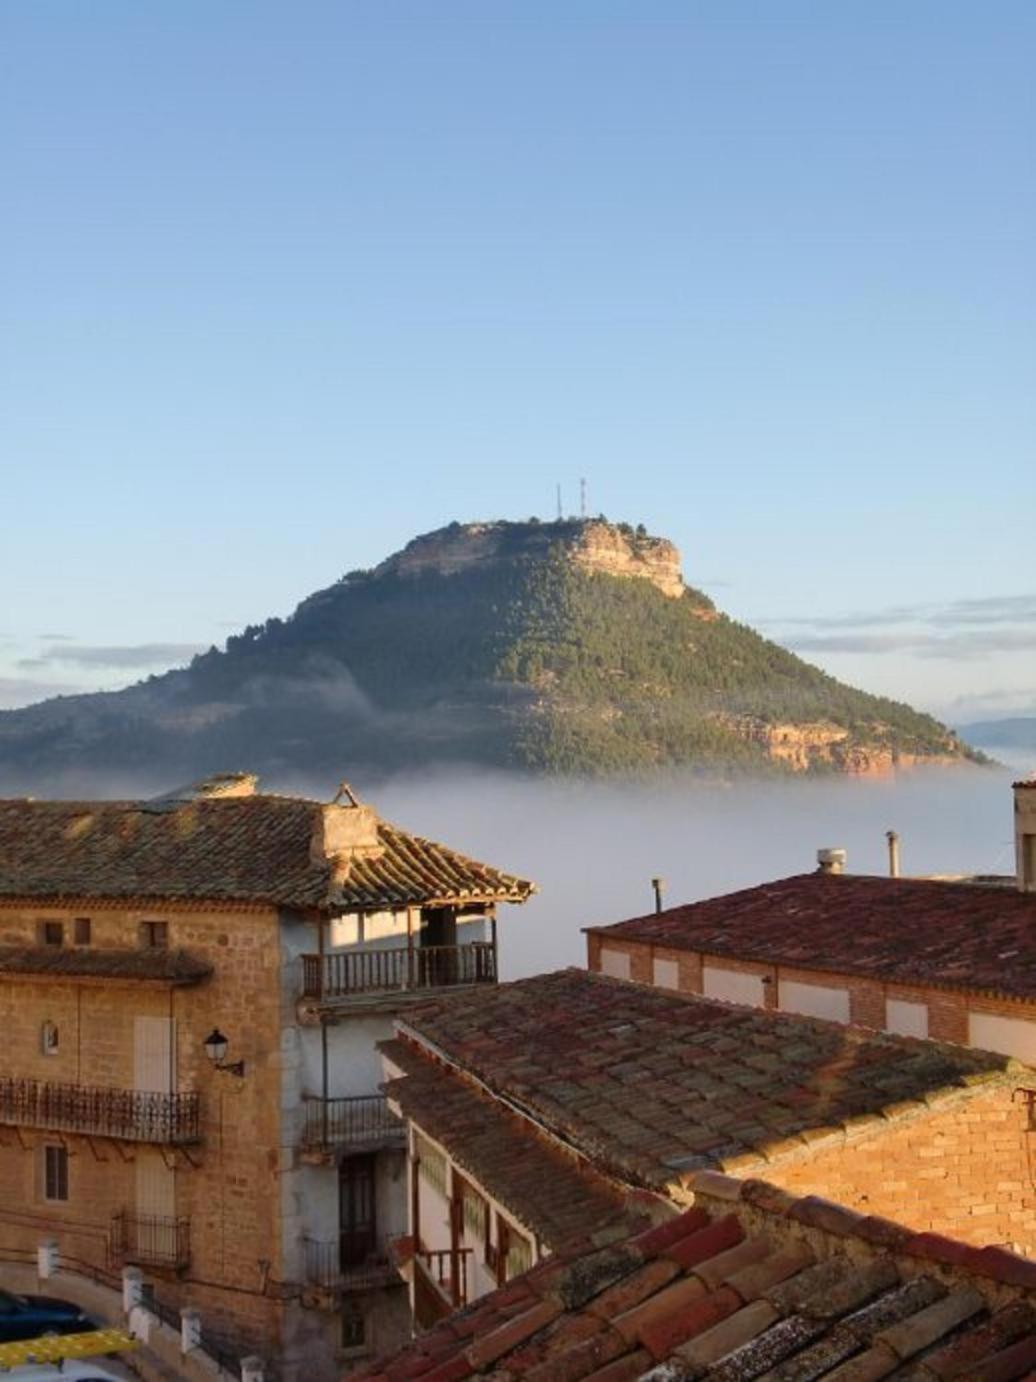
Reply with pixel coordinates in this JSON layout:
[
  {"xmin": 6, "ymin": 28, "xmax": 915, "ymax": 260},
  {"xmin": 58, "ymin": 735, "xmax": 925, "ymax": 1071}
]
[
  {"xmin": 0, "ymin": 899, "xmax": 296, "ymax": 1370},
  {"xmin": 765, "ymin": 1085, "xmax": 1036, "ymax": 1255},
  {"xmin": 586, "ymin": 932, "xmax": 1033, "ymax": 1049}
]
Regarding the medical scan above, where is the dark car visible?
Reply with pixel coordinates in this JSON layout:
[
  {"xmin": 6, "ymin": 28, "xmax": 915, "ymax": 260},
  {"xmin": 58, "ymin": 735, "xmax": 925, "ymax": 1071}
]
[{"xmin": 0, "ymin": 1288, "xmax": 92, "ymax": 1342}]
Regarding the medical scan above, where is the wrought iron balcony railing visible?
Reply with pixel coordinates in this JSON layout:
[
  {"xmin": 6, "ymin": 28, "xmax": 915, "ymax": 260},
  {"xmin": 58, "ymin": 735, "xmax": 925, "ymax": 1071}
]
[
  {"xmin": 302, "ymin": 1094, "xmax": 406, "ymax": 1154},
  {"xmin": 303, "ymin": 1237, "xmax": 401, "ymax": 1293},
  {"xmin": 0, "ymin": 1077, "xmax": 201, "ymax": 1144},
  {"xmin": 301, "ymin": 941, "xmax": 497, "ymax": 1001},
  {"xmin": 109, "ymin": 1211, "xmax": 191, "ymax": 1271}
]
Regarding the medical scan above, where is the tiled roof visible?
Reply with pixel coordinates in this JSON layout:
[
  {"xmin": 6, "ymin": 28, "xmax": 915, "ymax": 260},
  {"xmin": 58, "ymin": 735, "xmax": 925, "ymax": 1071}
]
[
  {"xmin": 589, "ymin": 872, "xmax": 1036, "ymax": 1002},
  {"xmin": 0, "ymin": 947, "xmax": 212, "ymax": 984},
  {"xmin": 0, "ymin": 795, "xmax": 534, "ymax": 913},
  {"xmin": 353, "ymin": 1183, "xmax": 1036, "ymax": 1382},
  {"xmin": 397, "ymin": 971, "xmax": 1014, "ymax": 1188},
  {"xmin": 382, "ymin": 1038, "xmax": 643, "ymax": 1252}
]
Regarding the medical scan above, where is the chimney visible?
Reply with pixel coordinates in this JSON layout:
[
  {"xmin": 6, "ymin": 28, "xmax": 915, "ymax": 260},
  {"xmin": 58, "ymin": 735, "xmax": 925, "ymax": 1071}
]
[
  {"xmin": 651, "ymin": 877, "xmax": 665, "ymax": 914},
  {"xmin": 190, "ymin": 772, "xmax": 259, "ymax": 799},
  {"xmin": 886, "ymin": 830, "xmax": 901, "ymax": 879},
  {"xmin": 817, "ymin": 847, "xmax": 847, "ymax": 876},
  {"xmin": 311, "ymin": 801, "xmax": 383, "ymax": 883},
  {"xmin": 1015, "ymin": 781, "xmax": 1036, "ymax": 892}
]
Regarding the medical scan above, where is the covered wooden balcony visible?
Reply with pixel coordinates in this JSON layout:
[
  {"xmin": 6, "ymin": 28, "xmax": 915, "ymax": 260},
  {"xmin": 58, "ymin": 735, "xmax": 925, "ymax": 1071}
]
[
  {"xmin": 301, "ymin": 1094, "xmax": 406, "ymax": 1157},
  {"xmin": 0, "ymin": 1077, "xmax": 201, "ymax": 1144},
  {"xmin": 301, "ymin": 941, "xmax": 497, "ymax": 1002}
]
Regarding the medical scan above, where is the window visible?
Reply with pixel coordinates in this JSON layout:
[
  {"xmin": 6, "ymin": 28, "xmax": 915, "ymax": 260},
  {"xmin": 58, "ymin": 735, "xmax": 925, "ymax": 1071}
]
[
  {"xmin": 40, "ymin": 1022, "xmax": 59, "ymax": 1057},
  {"xmin": 415, "ymin": 1134, "xmax": 448, "ymax": 1198},
  {"xmin": 341, "ymin": 1307, "xmax": 366, "ymax": 1352},
  {"xmin": 73, "ymin": 917, "xmax": 92, "ymax": 946},
  {"xmin": 43, "ymin": 1145, "xmax": 68, "ymax": 1202},
  {"xmin": 40, "ymin": 921, "xmax": 64, "ymax": 947},
  {"xmin": 140, "ymin": 921, "xmax": 169, "ymax": 950}
]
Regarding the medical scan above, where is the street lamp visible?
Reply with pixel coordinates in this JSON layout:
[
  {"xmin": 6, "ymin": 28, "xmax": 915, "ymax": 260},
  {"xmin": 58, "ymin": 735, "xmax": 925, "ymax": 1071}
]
[{"xmin": 203, "ymin": 1028, "xmax": 245, "ymax": 1077}]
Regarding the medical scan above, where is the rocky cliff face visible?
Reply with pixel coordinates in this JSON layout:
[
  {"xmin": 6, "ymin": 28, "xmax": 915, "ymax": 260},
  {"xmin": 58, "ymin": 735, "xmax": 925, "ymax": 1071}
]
[
  {"xmin": 374, "ymin": 520, "xmax": 685, "ymax": 599},
  {"xmin": 717, "ymin": 716, "xmax": 964, "ymax": 775}
]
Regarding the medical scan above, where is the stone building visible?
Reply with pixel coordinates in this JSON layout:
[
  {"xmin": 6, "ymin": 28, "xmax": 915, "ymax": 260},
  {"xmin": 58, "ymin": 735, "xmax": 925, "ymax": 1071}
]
[
  {"xmin": 586, "ymin": 780, "xmax": 1036, "ymax": 1062},
  {"xmin": 0, "ymin": 773, "xmax": 533, "ymax": 1379}
]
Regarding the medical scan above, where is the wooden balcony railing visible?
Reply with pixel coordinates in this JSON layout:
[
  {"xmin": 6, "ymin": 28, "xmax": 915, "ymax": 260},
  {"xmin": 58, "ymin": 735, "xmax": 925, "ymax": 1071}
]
[
  {"xmin": 303, "ymin": 1237, "xmax": 400, "ymax": 1293},
  {"xmin": 0, "ymin": 1077, "xmax": 201, "ymax": 1144},
  {"xmin": 301, "ymin": 942, "xmax": 497, "ymax": 1001},
  {"xmin": 302, "ymin": 1094, "xmax": 406, "ymax": 1153},
  {"xmin": 109, "ymin": 1211, "xmax": 191, "ymax": 1271},
  {"xmin": 417, "ymin": 1246, "xmax": 472, "ymax": 1309}
]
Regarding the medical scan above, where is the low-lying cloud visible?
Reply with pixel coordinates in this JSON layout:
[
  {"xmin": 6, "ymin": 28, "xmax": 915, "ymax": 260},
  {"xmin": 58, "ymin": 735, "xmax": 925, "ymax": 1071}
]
[
  {"xmin": 762, "ymin": 592, "xmax": 1036, "ymax": 661},
  {"xmin": 18, "ymin": 642, "xmax": 206, "ymax": 671}
]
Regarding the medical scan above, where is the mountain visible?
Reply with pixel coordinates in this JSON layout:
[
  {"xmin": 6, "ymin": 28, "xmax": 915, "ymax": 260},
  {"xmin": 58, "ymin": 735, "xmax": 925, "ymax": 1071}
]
[
  {"xmin": 0, "ymin": 519, "xmax": 980, "ymax": 790},
  {"xmin": 958, "ymin": 718, "xmax": 1036, "ymax": 752}
]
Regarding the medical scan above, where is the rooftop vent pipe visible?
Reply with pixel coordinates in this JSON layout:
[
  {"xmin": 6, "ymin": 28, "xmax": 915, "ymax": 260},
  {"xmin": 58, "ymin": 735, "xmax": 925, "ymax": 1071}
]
[
  {"xmin": 651, "ymin": 877, "xmax": 665, "ymax": 914},
  {"xmin": 817, "ymin": 848, "xmax": 847, "ymax": 876},
  {"xmin": 886, "ymin": 830, "xmax": 901, "ymax": 879}
]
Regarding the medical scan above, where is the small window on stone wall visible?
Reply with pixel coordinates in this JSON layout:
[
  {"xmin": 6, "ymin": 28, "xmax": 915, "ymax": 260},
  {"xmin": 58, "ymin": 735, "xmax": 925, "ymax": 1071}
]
[
  {"xmin": 41, "ymin": 1022, "xmax": 59, "ymax": 1056},
  {"xmin": 73, "ymin": 917, "xmax": 92, "ymax": 946},
  {"xmin": 40, "ymin": 921, "xmax": 64, "ymax": 947},
  {"xmin": 42, "ymin": 1145, "xmax": 68, "ymax": 1202},
  {"xmin": 140, "ymin": 920, "xmax": 169, "ymax": 949}
]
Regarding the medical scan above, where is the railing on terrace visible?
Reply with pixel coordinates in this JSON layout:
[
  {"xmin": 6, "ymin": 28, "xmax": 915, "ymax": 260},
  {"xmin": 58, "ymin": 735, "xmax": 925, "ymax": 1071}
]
[
  {"xmin": 303, "ymin": 1237, "xmax": 401, "ymax": 1293},
  {"xmin": 302, "ymin": 1094, "xmax": 406, "ymax": 1153},
  {"xmin": 0, "ymin": 1077, "xmax": 200, "ymax": 1144},
  {"xmin": 109, "ymin": 1211, "xmax": 191, "ymax": 1271},
  {"xmin": 301, "ymin": 941, "xmax": 497, "ymax": 1000},
  {"xmin": 416, "ymin": 1246, "xmax": 472, "ymax": 1309}
]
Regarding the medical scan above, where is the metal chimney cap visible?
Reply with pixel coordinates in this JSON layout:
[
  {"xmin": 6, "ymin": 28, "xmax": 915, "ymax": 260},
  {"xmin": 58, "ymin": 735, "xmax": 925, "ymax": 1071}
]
[{"xmin": 817, "ymin": 847, "xmax": 848, "ymax": 874}]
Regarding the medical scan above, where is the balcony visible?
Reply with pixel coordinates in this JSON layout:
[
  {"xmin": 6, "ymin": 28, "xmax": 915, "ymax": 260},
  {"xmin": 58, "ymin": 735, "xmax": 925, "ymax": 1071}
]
[
  {"xmin": 110, "ymin": 1211, "xmax": 190, "ymax": 1271},
  {"xmin": 302, "ymin": 1094, "xmax": 406, "ymax": 1157},
  {"xmin": 0, "ymin": 1077, "xmax": 201, "ymax": 1144},
  {"xmin": 301, "ymin": 942, "xmax": 497, "ymax": 1002},
  {"xmin": 303, "ymin": 1237, "xmax": 401, "ymax": 1294}
]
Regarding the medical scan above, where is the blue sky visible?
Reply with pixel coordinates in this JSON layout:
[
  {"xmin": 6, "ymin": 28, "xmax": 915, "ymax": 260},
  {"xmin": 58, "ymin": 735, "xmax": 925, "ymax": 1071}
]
[{"xmin": 1, "ymin": 1, "xmax": 1033, "ymax": 721}]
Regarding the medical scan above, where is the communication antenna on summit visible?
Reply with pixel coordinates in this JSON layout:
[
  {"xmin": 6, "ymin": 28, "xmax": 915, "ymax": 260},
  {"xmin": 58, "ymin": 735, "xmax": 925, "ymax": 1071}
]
[
  {"xmin": 580, "ymin": 477, "xmax": 587, "ymax": 519},
  {"xmin": 556, "ymin": 483, "xmax": 563, "ymax": 521}
]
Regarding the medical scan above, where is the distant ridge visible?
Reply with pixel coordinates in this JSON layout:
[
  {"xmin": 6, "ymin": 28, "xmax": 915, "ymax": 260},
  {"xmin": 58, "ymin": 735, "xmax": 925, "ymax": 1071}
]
[{"xmin": 0, "ymin": 519, "xmax": 981, "ymax": 791}]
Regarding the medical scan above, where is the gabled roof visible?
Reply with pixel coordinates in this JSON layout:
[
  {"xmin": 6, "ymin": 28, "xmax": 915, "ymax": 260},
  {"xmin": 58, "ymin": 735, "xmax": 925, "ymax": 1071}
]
[
  {"xmin": 397, "ymin": 970, "xmax": 1015, "ymax": 1189},
  {"xmin": 352, "ymin": 1180, "xmax": 1036, "ymax": 1382},
  {"xmin": 382, "ymin": 1037, "xmax": 642, "ymax": 1253},
  {"xmin": 0, "ymin": 792, "xmax": 534, "ymax": 913},
  {"xmin": 588, "ymin": 872, "xmax": 1036, "ymax": 1002}
]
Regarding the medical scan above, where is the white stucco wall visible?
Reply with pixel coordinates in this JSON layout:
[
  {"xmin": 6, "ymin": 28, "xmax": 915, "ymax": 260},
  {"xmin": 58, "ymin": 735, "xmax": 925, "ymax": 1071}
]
[
  {"xmin": 779, "ymin": 979, "xmax": 850, "ymax": 1023},
  {"xmin": 703, "ymin": 965, "xmax": 765, "ymax": 1008},
  {"xmin": 969, "ymin": 1011, "xmax": 1036, "ymax": 1064},
  {"xmin": 652, "ymin": 957, "xmax": 680, "ymax": 990},
  {"xmin": 599, "ymin": 948, "xmax": 631, "ymax": 980},
  {"xmin": 886, "ymin": 998, "xmax": 928, "ymax": 1039}
]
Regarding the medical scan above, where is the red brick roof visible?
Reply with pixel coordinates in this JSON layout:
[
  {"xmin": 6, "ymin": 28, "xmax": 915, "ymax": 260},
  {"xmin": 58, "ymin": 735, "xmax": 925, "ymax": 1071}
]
[
  {"xmin": 352, "ymin": 1180, "xmax": 1036, "ymax": 1382},
  {"xmin": 0, "ymin": 795, "xmax": 534, "ymax": 913},
  {"xmin": 589, "ymin": 872, "xmax": 1036, "ymax": 1002},
  {"xmin": 396, "ymin": 971, "xmax": 1014, "ymax": 1189}
]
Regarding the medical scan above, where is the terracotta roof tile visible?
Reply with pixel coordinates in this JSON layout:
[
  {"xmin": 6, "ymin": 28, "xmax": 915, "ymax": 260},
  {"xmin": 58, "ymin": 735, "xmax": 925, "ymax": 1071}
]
[
  {"xmin": 0, "ymin": 793, "xmax": 533, "ymax": 913},
  {"xmin": 589, "ymin": 871, "xmax": 1036, "ymax": 1003},
  {"xmin": 381, "ymin": 1038, "xmax": 640, "ymax": 1254},
  {"xmin": 359, "ymin": 1198, "xmax": 1036, "ymax": 1382},
  {"xmin": 396, "ymin": 970, "xmax": 1013, "ymax": 1190}
]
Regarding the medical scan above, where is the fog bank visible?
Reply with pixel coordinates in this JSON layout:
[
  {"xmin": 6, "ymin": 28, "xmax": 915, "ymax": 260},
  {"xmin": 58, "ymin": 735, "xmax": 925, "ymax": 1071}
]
[{"xmin": 367, "ymin": 766, "xmax": 1019, "ymax": 979}]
